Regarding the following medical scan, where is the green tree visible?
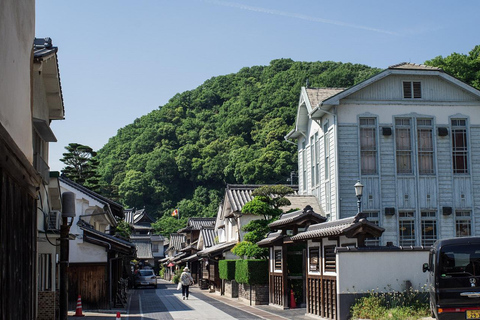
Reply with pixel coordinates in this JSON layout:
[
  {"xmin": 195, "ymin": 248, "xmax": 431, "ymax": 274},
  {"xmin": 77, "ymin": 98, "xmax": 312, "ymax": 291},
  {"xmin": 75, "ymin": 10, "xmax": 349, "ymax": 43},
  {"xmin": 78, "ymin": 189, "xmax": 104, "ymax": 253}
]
[
  {"xmin": 151, "ymin": 216, "xmax": 187, "ymax": 238},
  {"xmin": 95, "ymin": 60, "xmax": 381, "ymax": 220},
  {"xmin": 60, "ymin": 143, "xmax": 101, "ymax": 192},
  {"xmin": 232, "ymin": 185, "xmax": 295, "ymax": 259},
  {"xmin": 425, "ymin": 45, "xmax": 480, "ymax": 90},
  {"xmin": 115, "ymin": 220, "xmax": 131, "ymax": 238}
]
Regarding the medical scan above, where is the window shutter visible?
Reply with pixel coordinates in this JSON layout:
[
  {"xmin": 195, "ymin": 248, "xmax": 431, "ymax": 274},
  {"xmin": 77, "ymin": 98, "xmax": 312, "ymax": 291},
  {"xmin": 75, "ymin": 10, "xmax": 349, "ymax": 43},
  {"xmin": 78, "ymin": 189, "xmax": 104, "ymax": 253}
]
[
  {"xmin": 413, "ymin": 82, "xmax": 422, "ymax": 98},
  {"xmin": 403, "ymin": 81, "xmax": 412, "ymax": 98}
]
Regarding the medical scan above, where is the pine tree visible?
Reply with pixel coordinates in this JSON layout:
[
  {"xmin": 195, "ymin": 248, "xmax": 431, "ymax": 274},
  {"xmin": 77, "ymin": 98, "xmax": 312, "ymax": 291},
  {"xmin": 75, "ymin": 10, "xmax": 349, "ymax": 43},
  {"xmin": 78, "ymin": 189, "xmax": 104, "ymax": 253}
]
[{"xmin": 60, "ymin": 143, "xmax": 101, "ymax": 192}]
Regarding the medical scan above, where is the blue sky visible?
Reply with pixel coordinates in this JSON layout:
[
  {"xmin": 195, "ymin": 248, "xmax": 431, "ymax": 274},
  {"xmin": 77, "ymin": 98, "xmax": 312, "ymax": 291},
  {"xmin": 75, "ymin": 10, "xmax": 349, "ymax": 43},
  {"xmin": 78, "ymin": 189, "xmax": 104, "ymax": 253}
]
[{"xmin": 36, "ymin": 0, "xmax": 479, "ymax": 171}]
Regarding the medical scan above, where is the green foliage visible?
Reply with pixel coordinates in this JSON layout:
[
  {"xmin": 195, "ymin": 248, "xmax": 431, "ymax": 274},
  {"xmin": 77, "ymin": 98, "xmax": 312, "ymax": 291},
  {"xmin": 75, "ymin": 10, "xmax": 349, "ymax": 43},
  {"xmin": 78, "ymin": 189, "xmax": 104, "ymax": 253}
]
[
  {"xmin": 231, "ymin": 241, "xmax": 268, "ymax": 259},
  {"xmin": 251, "ymin": 185, "xmax": 294, "ymax": 209},
  {"xmin": 350, "ymin": 287, "xmax": 429, "ymax": 320},
  {"xmin": 96, "ymin": 59, "xmax": 381, "ymax": 226},
  {"xmin": 425, "ymin": 45, "xmax": 480, "ymax": 90},
  {"xmin": 159, "ymin": 265, "xmax": 165, "ymax": 278},
  {"xmin": 115, "ymin": 220, "xmax": 131, "ymax": 238},
  {"xmin": 242, "ymin": 219, "xmax": 270, "ymax": 243},
  {"xmin": 235, "ymin": 259, "xmax": 268, "ymax": 285},
  {"xmin": 219, "ymin": 260, "xmax": 236, "ymax": 280},
  {"xmin": 151, "ymin": 216, "xmax": 188, "ymax": 238},
  {"xmin": 172, "ymin": 268, "xmax": 183, "ymax": 284},
  {"xmin": 60, "ymin": 143, "xmax": 102, "ymax": 192}
]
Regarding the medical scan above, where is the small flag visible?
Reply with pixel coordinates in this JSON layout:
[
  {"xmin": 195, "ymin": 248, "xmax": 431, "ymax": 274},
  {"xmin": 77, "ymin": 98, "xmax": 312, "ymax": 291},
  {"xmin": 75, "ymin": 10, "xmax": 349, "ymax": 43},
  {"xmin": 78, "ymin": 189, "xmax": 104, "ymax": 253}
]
[{"xmin": 172, "ymin": 209, "xmax": 178, "ymax": 217}]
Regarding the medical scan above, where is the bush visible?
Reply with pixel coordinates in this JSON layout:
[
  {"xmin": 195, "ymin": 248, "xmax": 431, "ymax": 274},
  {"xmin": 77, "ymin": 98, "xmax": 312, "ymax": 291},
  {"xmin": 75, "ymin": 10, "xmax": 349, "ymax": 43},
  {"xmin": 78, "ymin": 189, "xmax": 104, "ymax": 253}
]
[
  {"xmin": 219, "ymin": 260, "xmax": 236, "ymax": 280},
  {"xmin": 172, "ymin": 268, "xmax": 183, "ymax": 284},
  {"xmin": 350, "ymin": 287, "xmax": 429, "ymax": 320},
  {"xmin": 235, "ymin": 259, "xmax": 268, "ymax": 285}
]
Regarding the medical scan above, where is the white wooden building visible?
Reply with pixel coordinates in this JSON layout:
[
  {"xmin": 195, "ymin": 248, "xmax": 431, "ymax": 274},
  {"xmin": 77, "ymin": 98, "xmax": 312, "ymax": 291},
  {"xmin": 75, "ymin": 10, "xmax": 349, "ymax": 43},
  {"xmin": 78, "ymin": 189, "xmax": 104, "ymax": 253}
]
[{"xmin": 286, "ymin": 62, "xmax": 480, "ymax": 246}]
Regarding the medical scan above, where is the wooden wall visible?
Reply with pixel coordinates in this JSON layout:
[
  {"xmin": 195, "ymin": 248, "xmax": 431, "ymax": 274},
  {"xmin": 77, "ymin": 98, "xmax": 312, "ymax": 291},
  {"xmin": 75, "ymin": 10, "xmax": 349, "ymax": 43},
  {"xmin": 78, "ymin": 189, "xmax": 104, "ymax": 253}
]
[
  {"xmin": 68, "ymin": 264, "xmax": 108, "ymax": 310},
  {"xmin": 0, "ymin": 128, "xmax": 40, "ymax": 320}
]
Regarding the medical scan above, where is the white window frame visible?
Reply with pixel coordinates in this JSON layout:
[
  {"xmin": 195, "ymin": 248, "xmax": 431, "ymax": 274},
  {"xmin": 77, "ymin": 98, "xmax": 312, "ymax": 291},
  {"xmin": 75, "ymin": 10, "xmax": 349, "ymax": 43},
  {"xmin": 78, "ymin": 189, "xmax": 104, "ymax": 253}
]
[
  {"xmin": 420, "ymin": 211, "xmax": 437, "ymax": 246},
  {"xmin": 455, "ymin": 211, "xmax": 472, "ymax": 237},
  {"xmin": 359, "ymin": 117, "xmax": 378, "ymax": 175},
  {"xmin": 402, "ymin": 80, "xmax": 422, "ymax": 99}
]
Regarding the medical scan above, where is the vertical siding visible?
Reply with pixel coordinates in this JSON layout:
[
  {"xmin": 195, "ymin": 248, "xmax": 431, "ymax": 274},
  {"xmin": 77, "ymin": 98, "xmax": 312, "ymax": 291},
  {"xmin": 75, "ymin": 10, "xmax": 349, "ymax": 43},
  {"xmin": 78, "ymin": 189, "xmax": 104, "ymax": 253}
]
[
  {"xmin": 436, "ymin": 132, "xmax": 454, "ymax": 238},
  {"xmin": 471, "ymin": 126, "xmax": 480, "ymax": 236},
  {"xmin": 379, "ymin": 129, "xmax": 397, "ymax": 244},
  {"xmin": 338, "ymin": 125, "xmax": 359, "ymax": 218}
]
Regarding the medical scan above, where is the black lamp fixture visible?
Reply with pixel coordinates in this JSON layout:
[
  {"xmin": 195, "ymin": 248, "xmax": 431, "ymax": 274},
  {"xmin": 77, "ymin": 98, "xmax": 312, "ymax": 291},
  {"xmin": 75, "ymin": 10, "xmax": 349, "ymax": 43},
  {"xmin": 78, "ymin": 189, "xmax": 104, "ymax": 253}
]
[{"xmin": 354, "ymin": 180, "xmax": 364, "ymax": 214}]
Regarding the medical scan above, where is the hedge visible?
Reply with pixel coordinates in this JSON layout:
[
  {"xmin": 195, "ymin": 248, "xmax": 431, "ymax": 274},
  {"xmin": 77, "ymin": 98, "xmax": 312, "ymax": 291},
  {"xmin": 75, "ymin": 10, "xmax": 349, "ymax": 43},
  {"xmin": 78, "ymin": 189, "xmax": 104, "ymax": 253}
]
[
  {"xmin": 235, "ymin": 259, "xmax": 268, "ymax": 285},
  {"xmin": 219, "ymin": 260, "xmax": 236, "ymax": 280}
]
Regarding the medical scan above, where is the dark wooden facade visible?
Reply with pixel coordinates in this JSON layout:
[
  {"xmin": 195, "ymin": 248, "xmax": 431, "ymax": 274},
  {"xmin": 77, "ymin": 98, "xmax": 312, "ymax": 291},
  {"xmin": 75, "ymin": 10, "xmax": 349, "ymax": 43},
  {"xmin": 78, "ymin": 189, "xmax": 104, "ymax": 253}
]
[
  {"xmin": 306, "ymin": 275, "xmax": 337, "ymax": 319},
  {"xmin": 0, "ymin": 126, "xmax": 42, "ymax": 320},
  {"xmin": 68, "ymin": 263, "xmax": 108, "ymax": 310}
]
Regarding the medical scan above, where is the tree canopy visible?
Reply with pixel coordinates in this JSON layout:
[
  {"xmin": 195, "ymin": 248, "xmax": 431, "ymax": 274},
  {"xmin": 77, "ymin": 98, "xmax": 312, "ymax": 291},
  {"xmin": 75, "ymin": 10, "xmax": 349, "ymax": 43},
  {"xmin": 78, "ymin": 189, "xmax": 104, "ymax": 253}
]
[
  {"xmin": 96, "ymin": 59, "xmax": 381, "ymax": 228},
  {"xmin": 60, "ymin": 143, "xmax": 101, "ymax": 192}
]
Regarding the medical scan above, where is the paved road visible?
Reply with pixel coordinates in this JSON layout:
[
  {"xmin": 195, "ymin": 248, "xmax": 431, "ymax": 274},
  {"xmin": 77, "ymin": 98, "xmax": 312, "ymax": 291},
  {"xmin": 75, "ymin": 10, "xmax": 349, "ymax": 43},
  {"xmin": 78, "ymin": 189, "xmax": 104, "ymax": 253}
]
[{"xmin": 70, "ymin": 279, "xmax": 310, "ymax": 320}]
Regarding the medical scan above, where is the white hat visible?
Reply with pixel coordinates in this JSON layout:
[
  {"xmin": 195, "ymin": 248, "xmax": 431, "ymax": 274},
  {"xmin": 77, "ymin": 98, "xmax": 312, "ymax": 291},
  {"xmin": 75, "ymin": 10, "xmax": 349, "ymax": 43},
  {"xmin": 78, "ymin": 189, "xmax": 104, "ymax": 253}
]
[{"xmin": 184, "ymin": 267, "xmax": 189, "ymax": 271}]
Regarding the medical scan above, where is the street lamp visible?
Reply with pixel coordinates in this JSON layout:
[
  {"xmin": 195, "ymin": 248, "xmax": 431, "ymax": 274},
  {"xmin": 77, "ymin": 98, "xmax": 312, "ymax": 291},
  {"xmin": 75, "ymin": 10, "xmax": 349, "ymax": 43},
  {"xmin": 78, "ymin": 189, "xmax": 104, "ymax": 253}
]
[{"xmin": 354, "ymin": 180, "xmax": 364, "ymax": 214}]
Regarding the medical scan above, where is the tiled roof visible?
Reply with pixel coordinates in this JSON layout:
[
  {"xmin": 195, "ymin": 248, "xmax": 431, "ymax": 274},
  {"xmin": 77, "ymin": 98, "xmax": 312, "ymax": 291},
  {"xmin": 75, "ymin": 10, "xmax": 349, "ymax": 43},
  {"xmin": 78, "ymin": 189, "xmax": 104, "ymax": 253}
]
[
  {"xmin": 224, "ymin": 184, "xmax": 299, "ymax": 217},
  {"xmin": 282, "ymin": 195, "xmax": 322, "ymax": 213},
  {"xmin": 33, "ymin": 37, "xmax": 58, "ymax": 59},
  {"xmin": 256, "ymin": 231, "xmax": 285, "ymax": 247},
  {"xmin": 290, "ymin": 213, "xmax": 384, "ymax": 241},
  {"xmin": 268, "ymin": 205, "xmax": 327, "ymax": 229},
  {"xmin": 200, "ymin": 227, "xmax": 216, "ymax": 248},
  {"xmin": 77, "ymin": 220, "xmax": 134, "ymax": 254},
  {"xmin": 168, "ymin": 233, "xmax": 186, "ymax": 251},
  {"xmin": 388, "ymin": 62, "xmax": 442, "ymax": 71},
  {"xmin": 178, "ymin": 217, "xmax": 216, "ymax": 232},
  {"xmin": 197, "ymin": 241, "xmax": 237, "ymax": 258},
  {"xmin": 305, "ymin": 88, "xmax": 346, "ymax": 107},
  {"xmin": 60, "ymin": 176, "xmax": 124, "ymax": 218}
]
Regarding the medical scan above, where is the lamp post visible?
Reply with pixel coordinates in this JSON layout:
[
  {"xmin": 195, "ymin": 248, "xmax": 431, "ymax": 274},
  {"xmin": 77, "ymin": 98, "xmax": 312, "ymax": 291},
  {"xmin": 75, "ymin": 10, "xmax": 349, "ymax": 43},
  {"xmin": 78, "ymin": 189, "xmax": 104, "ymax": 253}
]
[
  {"xmin": 60, "ymin": 192, "xmax": 76, "ymax": 320},
  {"xmin": 354, "ymin": 180, "xmax": 364, "ymax": 214}
]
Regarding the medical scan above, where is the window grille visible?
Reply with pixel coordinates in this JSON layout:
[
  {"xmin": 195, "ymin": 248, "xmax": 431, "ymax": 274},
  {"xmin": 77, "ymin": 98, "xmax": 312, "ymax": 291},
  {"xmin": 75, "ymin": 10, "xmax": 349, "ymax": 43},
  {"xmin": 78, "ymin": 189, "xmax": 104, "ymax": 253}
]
[
  {"xmin": 403, "ymin": 81, "xmax": 422, "ymax": 99},
  {"xmin": 417, "ymin": 119, "xmax": 434, "ymax": 175},
  {"xmin": 421, "ymin": 211, "xmax": 437, "ymax": 246},
  {"xmin": 451, "ymin": 119, "xmax": 468, "ymax": 174},
  {"xmin": 399, "ymin": 211, "xmax": 416, "ymax": 246},
  {"xmin": 455, "ymin": 211, "xmax": 471, "ymax": 237},
  {"xmin": 395, "ymin": 118, "xmax": 412, "ymax": 174},
  {"xmin": 360, "ymin": 118, "xmax": 377, "ymax": 175},
  {"xmin": 324, "ymin": 245, "xmax": 336, "ymax": 272},
  {"xmin": 309, "ymin": 247, "xmax": 320, "ymax": 271},
  {"xmin": 274, "ymin": 250, "xmax": 282, "ymax": 270}
]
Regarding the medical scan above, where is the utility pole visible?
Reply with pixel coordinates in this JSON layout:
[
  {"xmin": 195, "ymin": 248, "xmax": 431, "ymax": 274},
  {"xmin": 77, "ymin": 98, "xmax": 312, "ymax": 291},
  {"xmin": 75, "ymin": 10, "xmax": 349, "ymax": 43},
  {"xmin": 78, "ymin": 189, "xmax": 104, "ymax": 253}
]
[{"xmin": 59, "ymin": 192, "xmax": 76, "ymax": 320}]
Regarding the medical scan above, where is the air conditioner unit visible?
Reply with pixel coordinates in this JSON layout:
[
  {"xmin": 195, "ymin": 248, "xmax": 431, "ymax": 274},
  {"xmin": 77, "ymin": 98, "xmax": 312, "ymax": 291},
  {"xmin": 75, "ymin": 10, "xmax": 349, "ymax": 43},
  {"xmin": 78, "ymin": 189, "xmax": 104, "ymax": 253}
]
[{"xmin": 47, "ymin": 211, "xmax": 61, "ymax": 231}]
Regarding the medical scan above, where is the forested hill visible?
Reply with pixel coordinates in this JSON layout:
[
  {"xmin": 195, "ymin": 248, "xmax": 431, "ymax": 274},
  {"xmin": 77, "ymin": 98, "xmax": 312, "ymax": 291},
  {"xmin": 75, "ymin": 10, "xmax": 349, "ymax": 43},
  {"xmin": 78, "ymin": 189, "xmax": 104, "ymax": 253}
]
[
  {"xmin": 96, "ymin": 59, "xmax": 381, "ymax": 220},
  {"xmin": 96, "ymin": 47, "xmax": 480, "ymax": 224}
]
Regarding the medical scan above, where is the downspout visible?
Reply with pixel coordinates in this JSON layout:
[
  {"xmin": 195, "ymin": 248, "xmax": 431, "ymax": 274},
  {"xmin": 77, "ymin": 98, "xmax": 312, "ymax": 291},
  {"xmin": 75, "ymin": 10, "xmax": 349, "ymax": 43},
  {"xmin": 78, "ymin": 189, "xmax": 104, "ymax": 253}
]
[
  {"xmin": 86, "ymin": 237, "xmax": 113, "ymax": 307},
  {"xmin": 313, "ymin": 104, "xmax": 340, "ymax": 219}
]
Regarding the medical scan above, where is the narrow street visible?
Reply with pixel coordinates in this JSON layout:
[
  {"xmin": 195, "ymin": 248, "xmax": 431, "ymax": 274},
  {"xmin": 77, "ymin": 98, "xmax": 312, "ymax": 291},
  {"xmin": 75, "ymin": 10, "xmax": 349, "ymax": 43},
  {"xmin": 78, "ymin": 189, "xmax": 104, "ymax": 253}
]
[{"xmin": 70, "ymin": 279, "xmax": 311, "ymax": 320}]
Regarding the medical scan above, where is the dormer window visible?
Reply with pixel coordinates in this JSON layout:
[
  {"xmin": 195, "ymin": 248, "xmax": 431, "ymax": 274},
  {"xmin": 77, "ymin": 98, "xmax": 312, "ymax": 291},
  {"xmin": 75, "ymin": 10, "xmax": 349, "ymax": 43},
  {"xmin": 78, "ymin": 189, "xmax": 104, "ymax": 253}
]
[{"xmin": 403, "ymin": 81, "xmax": 422, "ymax": 99}]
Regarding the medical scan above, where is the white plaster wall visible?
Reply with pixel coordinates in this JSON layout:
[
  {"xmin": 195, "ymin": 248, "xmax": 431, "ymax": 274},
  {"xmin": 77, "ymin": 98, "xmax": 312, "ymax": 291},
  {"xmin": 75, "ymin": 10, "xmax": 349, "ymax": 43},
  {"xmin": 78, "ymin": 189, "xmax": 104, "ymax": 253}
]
[
  {"xmin": 0, "ymin": 0, "xmax": 35, "ymax": 162},
  {"xmin": 69, "ymin": 239, "xmax": 107, "ymax": 263},
  {"xmin": 337, "ymin": 250, "xmax": 429, "ymax": 293}
]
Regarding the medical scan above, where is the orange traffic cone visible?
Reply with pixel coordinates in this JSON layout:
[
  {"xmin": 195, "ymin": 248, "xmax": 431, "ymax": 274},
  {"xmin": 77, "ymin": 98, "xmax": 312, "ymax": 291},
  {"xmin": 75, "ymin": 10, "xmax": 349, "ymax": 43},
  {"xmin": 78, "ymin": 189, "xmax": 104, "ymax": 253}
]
[
  {"xmin": 74, "ymin": 295, "xmax": 85, "ymax": 317},
  {"xmin": 116, "ymin": 312, "xmax": 121, "ymax": 319},
  {"xmin": 290, "ymin": 289, "xmax": 297, "ymax": 309}
]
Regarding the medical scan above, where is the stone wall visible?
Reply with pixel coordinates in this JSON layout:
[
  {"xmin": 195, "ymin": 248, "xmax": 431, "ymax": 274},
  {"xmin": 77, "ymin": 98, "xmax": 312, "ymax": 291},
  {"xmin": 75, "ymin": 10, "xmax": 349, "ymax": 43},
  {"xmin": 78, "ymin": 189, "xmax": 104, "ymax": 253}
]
[
  {"xmin": 224, "ymin": 280, "xmax": 238, "ymax": 298},
  {"xmin": 238, "ymin": 283, "xmax": 269, "ymax": 306}
]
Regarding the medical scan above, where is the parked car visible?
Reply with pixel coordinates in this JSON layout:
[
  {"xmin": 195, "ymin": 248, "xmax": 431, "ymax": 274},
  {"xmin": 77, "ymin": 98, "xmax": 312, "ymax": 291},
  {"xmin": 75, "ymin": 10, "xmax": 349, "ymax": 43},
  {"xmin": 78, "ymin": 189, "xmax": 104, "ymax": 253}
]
[
  {"xmin": 423, "ymin": 237, "xmax": 480, "ymax": 319},
  {"xmin": 134, "ymin": 269, "xmax": 157, "ymax": 289}
]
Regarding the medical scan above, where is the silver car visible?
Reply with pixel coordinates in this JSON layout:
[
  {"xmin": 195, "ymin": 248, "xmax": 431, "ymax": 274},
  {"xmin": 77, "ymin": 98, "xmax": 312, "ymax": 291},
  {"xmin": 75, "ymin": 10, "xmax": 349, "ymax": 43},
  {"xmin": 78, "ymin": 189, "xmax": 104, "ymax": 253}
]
[{"xmin": 134, "ymin": 269, "xmax": 157, "ymax": 289}]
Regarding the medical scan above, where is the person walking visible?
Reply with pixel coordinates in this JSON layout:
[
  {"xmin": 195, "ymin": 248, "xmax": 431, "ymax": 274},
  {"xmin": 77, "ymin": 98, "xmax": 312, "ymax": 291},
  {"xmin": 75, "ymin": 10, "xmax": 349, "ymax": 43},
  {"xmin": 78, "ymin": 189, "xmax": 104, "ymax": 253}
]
[{"xmin": 180, "ymin": 267, "xmax": 194, "ymax": 300}]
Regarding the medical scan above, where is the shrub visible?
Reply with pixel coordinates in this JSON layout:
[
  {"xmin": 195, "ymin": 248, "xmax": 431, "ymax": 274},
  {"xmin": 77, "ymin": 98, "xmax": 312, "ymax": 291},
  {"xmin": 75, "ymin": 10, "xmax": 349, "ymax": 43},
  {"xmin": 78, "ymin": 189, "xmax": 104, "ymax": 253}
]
[
  {"xmin": 235, "ymin": 259, "xmax": 268, "ymax": 285},
  {"xmin": 350, "ymin": 287, "xmax": 429, "ymax": 320},
  {"xmin": 219, "ymin": 260, "xmax": 236, "ymax": 280}
]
